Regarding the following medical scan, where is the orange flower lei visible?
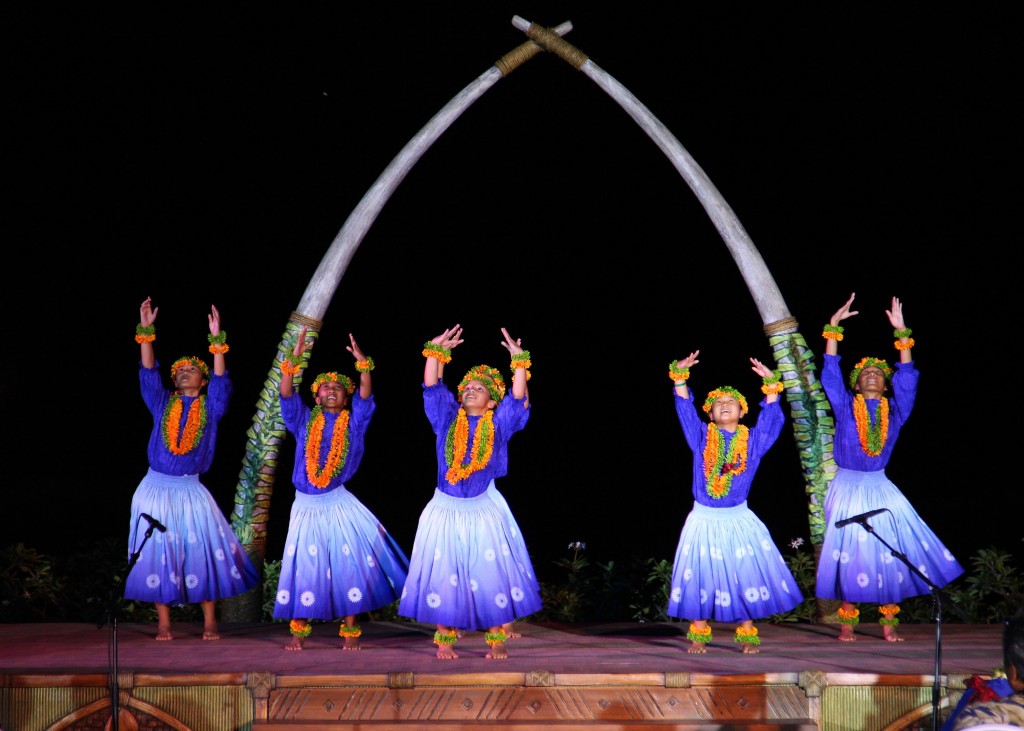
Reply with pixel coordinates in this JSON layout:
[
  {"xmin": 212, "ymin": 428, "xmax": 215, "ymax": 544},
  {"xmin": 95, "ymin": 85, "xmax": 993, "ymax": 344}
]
[
  {"xmin": 304, "ymin": 406, "xmax": 351, "ymax": 489},
  {"xmin": 703, "ymin": 424, "xmax": 749, "ymax": 498},
  {"xmin": 853, "ymin": 394, "xmax": 889, "ymax": 456},
  {"xmin": 161, "ymin": 394, "xmax": 207, "ymax": 455},
  {"xmin": 445, "ymin": 408, "xmax": 495, "ymax": 484}
]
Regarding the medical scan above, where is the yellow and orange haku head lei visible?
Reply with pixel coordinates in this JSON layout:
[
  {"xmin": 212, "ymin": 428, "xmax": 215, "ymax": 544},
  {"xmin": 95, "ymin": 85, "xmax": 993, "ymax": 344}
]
[
  {"xmin": 310, "ymin": 372, "xmax": 355, "ymax": 396},
  {"xmin": 457, "ymin": 365, "xmax": 506, "ymax": 403},
  {"xmin": 848, "ymin": 357, "xmax": 892, "ymax": 389},
  {"xmin": 702, "ymin": 386, "xmax": 748, "ymax": 417},
  {"xmin": 170, "ymin": 356, "xmax": 210, "ymax": 381}
]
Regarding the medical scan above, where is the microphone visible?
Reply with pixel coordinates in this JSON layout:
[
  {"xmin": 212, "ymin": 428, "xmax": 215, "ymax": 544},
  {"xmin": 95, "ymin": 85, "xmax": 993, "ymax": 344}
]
[
  {"xmin": 141, "ymin": 513, "xmax": 167, "ymax": 533},
  {"xmin": 835, "ymin": 508, "xmax": 888, "ymax": 528}
]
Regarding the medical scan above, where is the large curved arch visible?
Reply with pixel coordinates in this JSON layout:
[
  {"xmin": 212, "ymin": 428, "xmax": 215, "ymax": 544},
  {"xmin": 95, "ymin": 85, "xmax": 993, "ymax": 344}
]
[{"xmin": 225, "ymin": 17, "xmax": 834, "ymax": 621}]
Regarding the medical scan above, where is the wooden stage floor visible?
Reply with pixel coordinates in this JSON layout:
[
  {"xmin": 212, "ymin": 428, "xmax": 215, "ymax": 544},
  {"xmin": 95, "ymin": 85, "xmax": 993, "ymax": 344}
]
[
  {"xmin": 0, "ymin": 620, "xmax": 1005, "ymax": 731},
  {"xmin": 0, "ymin": 619, "xmax": 1002, "ymax": 677}
]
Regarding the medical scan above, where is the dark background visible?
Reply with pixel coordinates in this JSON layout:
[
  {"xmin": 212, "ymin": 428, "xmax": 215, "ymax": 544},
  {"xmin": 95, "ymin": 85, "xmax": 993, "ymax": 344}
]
[{"xmin": 5, "ymin": 7, "xmax": 1020, "ymax": 586}]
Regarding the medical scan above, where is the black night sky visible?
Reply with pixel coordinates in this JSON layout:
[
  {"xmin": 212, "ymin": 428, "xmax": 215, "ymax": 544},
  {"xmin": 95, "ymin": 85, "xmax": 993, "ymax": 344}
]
[{"xmin": 5, "ymin": 7, "xmax": 1020, "ymax": 586}]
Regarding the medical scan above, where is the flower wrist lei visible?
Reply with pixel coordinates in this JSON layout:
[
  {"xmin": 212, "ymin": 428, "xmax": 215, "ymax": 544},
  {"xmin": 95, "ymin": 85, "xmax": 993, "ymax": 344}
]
[
  {"xmin": 280, "ymin": 354, "xmax": 303, "ymax": 376},
  {"xmin": 510, "ymin": 351, "xmax": 531, "ymax": 381},
  {"xmin": 484, "ymin": 629, "xmax": 507, "ymax": 646},
  {"xmin": 837, "ymin": 606, "xmax": 860, "ymax": 625},
  {"xmin": 761, "ymin": 371, "xmax": 783, "ymax": 395},
  {"xmin": 433, "ymin": 629, "xmax": 458, "ymax": 646},
  {"xmin": 734, "ymin": 626, "xmax": 761, "ymax": 646},
  {"xmin": 422, "ymin": 342, "xmax": 452, "ymax": 364},
  {"xmin": 355, "ymin": 357, "xmax": 375, "ymax": 372},
  {"xmin": 289, "ymin": 620, "xmax": 312, "ymax": 638},
  {"xmin": 822, "ymin": 324, "xmax": 844, "ymax": 341},
  {"xmin": 207, "ymin": 331, "xmax": 229, "ymax": 355},
  {"xmin": 893, "ymin": 327, "xmax": 914, "ymax": 350},
  {"xmin": 338, "ymin": 624, "xmax": 362, "ymax": 638},
  {"xmin": 135, "ymin": 323, "xmax": 156, "ymax": 344},
  {"xmin": 668, "ymin": 362, "xmax": 691, "ymax": 385},
  {"xmin": 878, "ymin": 604, "xmax": 900, "ymax": 626},
  {"xmin": 686, "ymin": 623, "xmax": 712, "ymax": 643}
]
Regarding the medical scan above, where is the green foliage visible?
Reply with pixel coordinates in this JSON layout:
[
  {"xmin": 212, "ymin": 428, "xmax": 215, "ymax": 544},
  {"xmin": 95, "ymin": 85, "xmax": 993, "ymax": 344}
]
[
  {"xmin": 0, "ymin": 543, "xmax": 65, "ymax": 621},
  {"xmin": 769, "ymin": 540, "xmax": 819, "ymax": 623},
  {"xmin": 261, "ymin": 558, "xmax": 282, "ymax": 622}
]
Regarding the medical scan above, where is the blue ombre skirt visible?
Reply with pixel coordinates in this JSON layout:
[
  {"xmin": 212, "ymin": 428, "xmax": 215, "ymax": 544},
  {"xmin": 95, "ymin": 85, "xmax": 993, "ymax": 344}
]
[
  {"xmin": 815, "ymin": 468, "xmax": 964, "ymax": 603},
  {"xmin": 667, "ymin": 501, "xmax": 803, "ymax": 622},
  {"xmin": 399, "ymin": 482, "xmax": 543, "ymax": 630},
  {"xmin": 273, "ymin": 485, "xmax": 409, "ymax": 620},
  {"xmin": 125, "ymin": 469, "xmax": 260, "ymax": 605}
]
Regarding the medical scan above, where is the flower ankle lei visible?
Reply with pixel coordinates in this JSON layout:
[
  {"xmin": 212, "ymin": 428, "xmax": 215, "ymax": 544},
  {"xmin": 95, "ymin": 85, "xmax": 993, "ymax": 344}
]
[
  {"xmin": 686, "ymin": 623, "xmax": 712, "ymax": 643},
  {"xmin": 837, "ymin": 606, "xmax": 860, "ymax": 626},
  {"xmin": 878, "ymin": 604, "xmax": 900, "ymax": 626},
  {"xmin": 434, "ymin": 629, "xmax": 458, "ymax": 646},
  {"xmin": 484, "ymin": 630, "xmax": 507, "ymax": 646},
  {"xmin": 289, "ymin": 620, "xmax": 312, "ymax": 638},
  {"xmin": 734, "ymin": 626, "xmax": 760, "ymax": 646},
  {"xmin": 338, "ymin": 624, "xmax": 362, "ymax": 638}
]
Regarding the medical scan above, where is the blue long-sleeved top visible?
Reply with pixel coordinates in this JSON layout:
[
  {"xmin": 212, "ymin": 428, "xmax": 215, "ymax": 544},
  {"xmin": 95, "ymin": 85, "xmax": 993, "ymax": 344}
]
[
  {"xmin": 140, "ymin": 362, "xmax": 231, "ymax": 475},
  {"xmin": 281, "ymin": 390, "xmax": 375, "ymax": 494},
  {"xmin": 675, "ymin": 390, "xmax": 784, "ymax": 508},
  {"xmin": 821, "ymin": 353, "xmax": 918, "ymax": 471},
  {"xmin": 424, "ymin": 381, "xmax": 530, "ymax": 499}
]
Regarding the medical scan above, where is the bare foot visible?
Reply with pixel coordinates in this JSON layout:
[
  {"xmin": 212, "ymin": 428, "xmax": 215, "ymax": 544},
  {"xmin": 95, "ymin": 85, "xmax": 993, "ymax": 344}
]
[
  {"xmin": 883, "ymin": 626, "xmax": 904, "ymax": 642},
  {"xmin": 742, "ymin": 644, "xmax": 760, "ymax": 654},
  {"xmin": 436, "ymin": 644, "xmax": 459, "ymax": 660},
  {"xmin": 284, "ymin": 636, "xmax": 305, "ymax": 651},
  {"xmin": 838, "ymin": 625, "xmax": 857, "ymax": 642},
  {"xmin": 343, "ymin": 635, "xmax": 362, "ymax": 651},
  {"xmin": 485, "ymin": 642, "xmax": 509, "ymax": 660},
  {"xmin": 203, "ymin": 626, "xmax": 221, "ymax": 641},
  {"xmin": 156, "ymin": 625, "xmax": 173, "ymax": 641},
  {"xmin": 502, "ymin": 622, "xmax": 521, "ymax": 639},
  {"xmin": 687, "ymin": 641, "xmax": 707, "ymax": 654}
]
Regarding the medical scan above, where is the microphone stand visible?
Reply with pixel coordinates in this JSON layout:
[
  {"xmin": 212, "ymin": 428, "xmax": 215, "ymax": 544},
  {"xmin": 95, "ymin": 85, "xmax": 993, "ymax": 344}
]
[
  {"xmin": 101, "ymin": 522, "xmax": 158, "ymax": 731},
  {"xmin": 854, "ymin": 518, "xmax": 968, "ymax": 731}
]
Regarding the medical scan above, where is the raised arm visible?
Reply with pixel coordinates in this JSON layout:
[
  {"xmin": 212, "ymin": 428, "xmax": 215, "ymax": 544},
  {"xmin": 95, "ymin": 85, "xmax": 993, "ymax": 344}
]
[
  {"xmin": 750, "ymin": 357, "xmax": 781, "ymax": 404},
  {"xmin": 423, "ymin": 325, "xmax": 463, "ymax": 387},
  {"xmin": 886, "ymin": 296, "xmax": 913, "ymax": 364},
  {"xmin": 824, "ymin": 292, "xmax": 859, "ymax": 356},
  {"xmin": 500, "ymin": 327, "xmax": 529, "ymax": 402},
  {"xmin": 671, "ymin": 350, "xmax": 701, "ymax": 400},
  {"xmin": 208, "ymin": 304, "xmax": 227, "ymax": 377},
  {"xmin": 280, "ymin": 326, "xmax": 308, "ymax": 398},
  {"xmin": 138, "ymin": 297, "xmax": 158, "ymax": 369},
  {"xmin": 347, "ymin": 333, "xmax": 373, "ymax": 399}
]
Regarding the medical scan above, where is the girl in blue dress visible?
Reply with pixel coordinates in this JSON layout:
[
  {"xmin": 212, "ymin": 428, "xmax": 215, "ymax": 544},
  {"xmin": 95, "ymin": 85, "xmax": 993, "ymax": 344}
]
[
  {"xmin": 273, "ymin": 326, "xmax": 409, "ymax": 650},
  {"xmin": 815, "ymin": 293, "xmax": 963, "ymax": 641},
  {"xmin": 126, "ymin": 297, "xmax": 260, "ymax": 641},
  {"xmin": 666, "ymin": 350, "xmax": 803, "ymax": 654},
  {"xmin": 399, "ymin": 325, "xmax": 542, "ymax": 660}
]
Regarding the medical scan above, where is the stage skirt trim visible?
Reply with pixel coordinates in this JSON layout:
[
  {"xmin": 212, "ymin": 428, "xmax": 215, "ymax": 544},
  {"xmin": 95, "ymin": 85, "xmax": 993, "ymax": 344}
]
[
  {"xmin": 125, "ymin": 469, "xmax": 260, "ymax": 606},
  {"xmin": 815, "ymin": 468, "xmax": 964, "ymax": 603},
  {"xmin": 273, "ymin": 485, "xmax": 410, "ymax": 620},
  {"xmin": 667, "ymin": 501, "xmax": 804, "ymax": 623},
  {"xmin": 398, "ymin": 483, "xmax": 542, "ymax": 630}
]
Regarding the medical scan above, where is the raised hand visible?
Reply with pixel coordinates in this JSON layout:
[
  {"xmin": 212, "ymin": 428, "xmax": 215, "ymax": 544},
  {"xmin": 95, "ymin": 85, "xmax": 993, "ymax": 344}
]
[
  {"xmin": 140, "ymin": 297, "xmax": 158, "ymax": 327},
  {"xmin": 830, "ymin": 292, "xmax": 858, "ymax": 326},
  {"xmin": 346, "ymin": 333, "xmax": 366, "ymax": 362},
  {"xmin": 500, "ymin": 327, "xmax": 524, "ymax": 356},
  {"xmin": 432, "ymin": 325, "xmax": 464, "ymax": 351},
  {"xmin": 886, "ymin": 297, "xmax": 906, "ymax": 330},
  {"xmin": 673, "ymin": 350, "xmax": 701, "ymax": 371},
  {"xmin": 749, "ymin": 357, "xmax": 775, "ymax": 379},
  {"xmin": 208, "ymin": 304, "xmax": 222, "ymax": 336}
]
